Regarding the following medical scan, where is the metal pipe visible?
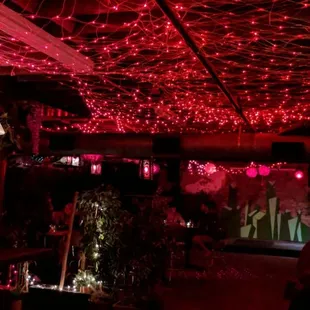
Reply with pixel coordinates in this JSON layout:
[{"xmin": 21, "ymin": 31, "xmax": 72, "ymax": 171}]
[
  {"xmin": 40, "ymin": 133, "xmax": 310, "ymax": 162},
  {"xmin": 154, "ymin": 0, "xmax": 254, "ymax": 132}
]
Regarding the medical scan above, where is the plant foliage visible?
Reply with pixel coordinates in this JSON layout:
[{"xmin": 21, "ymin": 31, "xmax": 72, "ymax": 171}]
[
  {"xmin": 78, "ymin": 185, "xmax": 168, "ymax": 292},
  {"xmin": 0, "ymin": 112, "xmax": 21, "ymax": 157},
  {"xmin": 73, "ymin": 270, "xmax": 97, "ymax": 289},
  {"xmin": 78, "ymin": 185, "xmax": 127, "ymax": 286}
]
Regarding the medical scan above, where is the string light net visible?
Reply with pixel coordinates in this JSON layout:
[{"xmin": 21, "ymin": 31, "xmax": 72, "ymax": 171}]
[{"xmin": 1, "ymin": 0, "xmax": 310, "ymax": 134}]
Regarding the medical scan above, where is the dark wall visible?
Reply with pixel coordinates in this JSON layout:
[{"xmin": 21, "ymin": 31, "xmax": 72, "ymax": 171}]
[{"xmin": 4, "ymin": 161, "xmax": 160, "ymax": 224}]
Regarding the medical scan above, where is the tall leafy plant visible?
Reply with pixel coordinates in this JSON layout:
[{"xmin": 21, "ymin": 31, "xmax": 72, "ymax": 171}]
[
  {"xmin": 78, "ymin": 184, "xmax": 168, "ymax": 293},
  {"xmin": 78, "ymin": 185, "xmax": 128, "ymax": 286}
]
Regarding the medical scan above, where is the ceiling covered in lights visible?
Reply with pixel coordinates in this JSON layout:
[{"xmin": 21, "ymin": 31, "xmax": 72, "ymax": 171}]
[{"xmin": 0, "ymin": 0, "xmax": 310, "ymax": 134}]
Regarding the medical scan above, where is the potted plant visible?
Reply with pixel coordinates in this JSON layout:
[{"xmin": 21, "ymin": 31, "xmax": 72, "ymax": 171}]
[
  {"xmin": 10, "ymin": 287, "xmax": 23, "ymax": 310},
  {"xmin": 73, "ymin": 270, "xmax": 97, "ymax": 294},
  {"xmin": 7, "ymin": 265, "xmax": 34, "ymax": 310},
  {"xmin": 89, "ymin": 288, "xmax": 114, "ymax": 310}
]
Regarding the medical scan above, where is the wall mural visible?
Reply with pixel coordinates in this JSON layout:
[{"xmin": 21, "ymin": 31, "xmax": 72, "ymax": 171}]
[{"xmin": 181, "ymin": 161, "xmax": 310, "ymax": 243}]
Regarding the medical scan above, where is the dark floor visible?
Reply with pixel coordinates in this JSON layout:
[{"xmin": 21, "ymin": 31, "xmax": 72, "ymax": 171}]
[
  {"xmin": 163, "ymin": 253, "xmax": 297, "ymax": 310},
  {"xmin": 20, "ymin": 252, "xmax": 297, "ymax": 310}
]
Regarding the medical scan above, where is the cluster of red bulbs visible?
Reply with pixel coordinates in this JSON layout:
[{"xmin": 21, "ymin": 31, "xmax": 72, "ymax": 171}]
[{"xmin": 1, "ymin": 0, "xmax": 310, "ymax": 133}]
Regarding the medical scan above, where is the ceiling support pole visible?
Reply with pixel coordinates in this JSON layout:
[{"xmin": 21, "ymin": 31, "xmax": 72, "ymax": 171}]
[{"xmin": 155, "ymin": 0, "xmax": 254, "ymax": 132}]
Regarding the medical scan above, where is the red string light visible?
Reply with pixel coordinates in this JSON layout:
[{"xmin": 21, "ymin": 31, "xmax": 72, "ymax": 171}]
[
  {"xmin": 1, "ymin": 1, "xmax": 310, "ymax": 133},
  {"xmin": 187, "ymin": 161, "xmax": 285, "ymax": 176}
]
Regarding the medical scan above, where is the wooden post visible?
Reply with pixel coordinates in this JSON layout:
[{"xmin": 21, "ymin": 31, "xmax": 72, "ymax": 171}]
[
  {"xmin": 79, "ymin": 252, "xmax": 86, "ymax": 271},
  {"xmin": 59, "ymin": 192, "xmax": 79, "ymax": 290},
  {"xmin": 0, "ymin": 158, "xmax": 7, "ymax": 218}
]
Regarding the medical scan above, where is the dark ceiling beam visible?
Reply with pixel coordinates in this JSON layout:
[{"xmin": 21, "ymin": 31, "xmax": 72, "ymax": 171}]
[
  {"xmin": 6, "ymin": 0, "xmax": 75, "ymax": 36},
  {"xmin": 279, "ymin": 123, "xmax": 310, "ymax": 136},
  {"xmin": 0, "ymin": 69, "xmax": 303, "ymax": 94},
  {"xmin": 0, "ymin": 76, "xmax": 91, "ymax": 117},
  {"xmin": 28, "ymin": 0, "xmax": 147, "ymax": 16},
  {"xmin": 155, "ymin": 0, "xmax": 254, "ymax": 132},
  {"xmin": 75, "ymin": 24, "xmax": 130, "ymax": 35},
  {"xmin": 42, "ymin": 117, "xmax": 87, "ymax": 121},
  {"xmin": 12, "ymin": 0, "xmax": 73, "ymax": 32},
  {"xmin": 53, "ymin": 19, "xmax": 75, "ymax": 33},
  {"xmin": 0, "ymin": 67, "xmax": 91, "ymax": 79},
  {"xmin": 0, "ymin": 67, "xmax": 35, "ymax": 75},
  {"xmin": 75, "ymin": 11, "xmax": 140, "ymax": 24},
  {"xmin": 11, "ymin": 0, "xmax": 38, "ymax": 12},
  {"xmin": 39, "ymin": 133, "xmax": 310, "ymax": 162}
]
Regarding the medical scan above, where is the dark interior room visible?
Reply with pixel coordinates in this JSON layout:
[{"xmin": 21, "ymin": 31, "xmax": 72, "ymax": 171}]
[{"xmin": 1, "ymin": 0, "xmax": 310, "ymax": 309}]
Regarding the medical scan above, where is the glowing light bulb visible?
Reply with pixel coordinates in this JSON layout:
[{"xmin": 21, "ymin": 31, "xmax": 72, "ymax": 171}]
[{"xmin": 295, "ymin": 170, "xmax": 304, "ymax": 180}]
